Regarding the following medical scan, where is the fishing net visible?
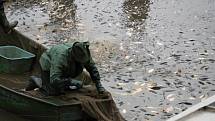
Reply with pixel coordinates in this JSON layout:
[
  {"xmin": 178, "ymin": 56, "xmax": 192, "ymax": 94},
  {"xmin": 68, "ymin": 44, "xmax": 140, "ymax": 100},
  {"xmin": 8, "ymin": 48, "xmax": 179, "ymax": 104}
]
[
  {"xmin": 65, "ymin": 86, "xmax": 126, "ymax": 121},
  {"xmin": 25, "ymin": 85, "xmax": 126, "ymax": 121}
]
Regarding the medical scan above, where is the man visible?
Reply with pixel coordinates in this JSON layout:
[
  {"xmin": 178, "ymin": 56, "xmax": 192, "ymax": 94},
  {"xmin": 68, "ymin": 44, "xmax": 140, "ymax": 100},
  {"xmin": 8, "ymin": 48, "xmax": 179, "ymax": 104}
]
[
  {"xmin": 0, "ymin": 0, "xmax": 18, "ymax": 33},
  {"xmin": 26, "ymin": 42, "xmax": 105, "ymax": 96}
]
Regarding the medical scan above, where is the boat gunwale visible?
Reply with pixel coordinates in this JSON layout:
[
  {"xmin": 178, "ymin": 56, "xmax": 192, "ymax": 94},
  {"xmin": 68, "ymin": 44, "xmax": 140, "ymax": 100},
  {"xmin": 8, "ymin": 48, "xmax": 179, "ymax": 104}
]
[
  {"xmin": 0, "ymin": 80, "xmax": 112, "ymax": 107},
  {"xmin": 0, "ymin": 83, "xmax": 81, "ymax": 107}
]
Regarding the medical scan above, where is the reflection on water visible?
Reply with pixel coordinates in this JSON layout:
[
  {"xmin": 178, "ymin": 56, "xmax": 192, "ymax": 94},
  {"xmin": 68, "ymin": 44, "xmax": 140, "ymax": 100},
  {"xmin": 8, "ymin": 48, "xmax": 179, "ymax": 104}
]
[
  {"xmin": 123, "ymin": 0, "xmax": 150, "ymax": 21},
  {"xmin": 122, "ymin": 0, "xmax": 150, "ymax": 41},
  {"xmin": 8, "ymin": 0, "xmax": 77, "ymax": 24},
  {"xmin": 6, "ymin": 0, "xmax": 151, "ymax": 42},
  {"xmin": 48, "ymin": 0, "xmax": 76, "ymax": 25}
]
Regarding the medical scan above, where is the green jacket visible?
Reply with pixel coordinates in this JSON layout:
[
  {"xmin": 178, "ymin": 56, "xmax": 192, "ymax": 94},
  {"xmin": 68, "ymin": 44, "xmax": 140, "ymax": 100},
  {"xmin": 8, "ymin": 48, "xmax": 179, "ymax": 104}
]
[{"xmin": 39, "ymin": 43, "xmax": 100, "ymax": 86}]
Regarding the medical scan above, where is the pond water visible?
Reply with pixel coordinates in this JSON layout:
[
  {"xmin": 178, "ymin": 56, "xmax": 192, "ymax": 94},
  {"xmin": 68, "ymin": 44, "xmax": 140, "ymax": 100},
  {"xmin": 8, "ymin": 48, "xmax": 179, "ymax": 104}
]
[{"xmin": 3, "ymin": 0, "xmax": 215, "ymax": 120}]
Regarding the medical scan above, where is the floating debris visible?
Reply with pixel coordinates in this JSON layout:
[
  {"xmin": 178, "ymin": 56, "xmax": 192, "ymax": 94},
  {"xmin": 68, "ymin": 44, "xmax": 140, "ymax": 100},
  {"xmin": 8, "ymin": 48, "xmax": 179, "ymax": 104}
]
[
  {"xmin": 148, "ymin": 69, "xmax": 154, "ymax": 73},
  {"xmin": 151, "ymin": 110, "xmax": 159, "ymax": 114},
  {"xmin": 126, "ymin": 31, "xmax": 132, "ymax": 37},
  {"xmin": 163, "ymin": 106, "xmax": 174, "ymax": 113},
  {"xmin": 166, "ymin": 94, "xmax": 176, "ymax": 102},
  {"xmin": 178, "ymin": 102, "xmax": 192, "ymax": 105},
  {"xmin": 150, "ymin": 86, "xmax": 164, "ymax": 90},
  {"xmin": 122, "ymin": 109, "xmax": 127, "ymax": 114},
  {"xmin": 157, "ymin": 41, "xmax": 164, "ymax": 46},
  {"xmin": 189, "ymin": 97, "xmax": 196, "ymax": 100}
]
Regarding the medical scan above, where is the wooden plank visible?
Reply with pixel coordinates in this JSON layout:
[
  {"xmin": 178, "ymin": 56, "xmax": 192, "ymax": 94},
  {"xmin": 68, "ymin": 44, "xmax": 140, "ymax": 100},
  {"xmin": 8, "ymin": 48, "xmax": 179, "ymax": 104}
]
[
  {"xmin": 167, "ymin": 95, "xmax": 215, "ymax": 121},
  {"xmin": 177, "ymin": 108, "xmax": 215, "ymax": 121}
]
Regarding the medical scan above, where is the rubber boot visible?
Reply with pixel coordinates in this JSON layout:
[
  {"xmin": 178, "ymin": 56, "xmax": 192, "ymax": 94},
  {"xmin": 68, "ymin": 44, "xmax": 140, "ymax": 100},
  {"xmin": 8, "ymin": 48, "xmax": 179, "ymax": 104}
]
[
  {"xmin": 25, "ymin": 76, "xmax": 42, "ymax": 91},
  {"xmin": 95, "ymin": 81, "xmax": 105, "ymax": 94},
  {"xmin": 0, "ymin": 8, "xmax": 18, "ymax": 33},
  {"xmin": 70, "ymin": 79, "xmax": 83, "ymax": 89}
]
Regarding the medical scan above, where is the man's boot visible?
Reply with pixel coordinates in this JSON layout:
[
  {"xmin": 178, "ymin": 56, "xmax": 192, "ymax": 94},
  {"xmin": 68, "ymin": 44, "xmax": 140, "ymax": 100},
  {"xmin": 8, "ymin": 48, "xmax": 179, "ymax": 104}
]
[
  {"xmin": 95, "ymin": 80, "xmax": 105, "ymax": 94},
  {"xmin": 70, "ymin": 79, "xmax": 83, "ymax": 89},
  {"xmin": 0, "ymin": 8, "xmax": 18, "ymax": 33},
  {"xmin": 25, "ymin": 76, "xmax": 42, "ymax": 91}
]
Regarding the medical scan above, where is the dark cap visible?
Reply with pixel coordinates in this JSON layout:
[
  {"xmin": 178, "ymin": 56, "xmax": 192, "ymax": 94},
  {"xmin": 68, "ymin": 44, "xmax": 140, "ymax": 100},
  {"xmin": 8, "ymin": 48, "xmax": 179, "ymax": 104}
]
[{"xmin": 71, "ymin": 42, "xmax": 90, "ymax": 63}]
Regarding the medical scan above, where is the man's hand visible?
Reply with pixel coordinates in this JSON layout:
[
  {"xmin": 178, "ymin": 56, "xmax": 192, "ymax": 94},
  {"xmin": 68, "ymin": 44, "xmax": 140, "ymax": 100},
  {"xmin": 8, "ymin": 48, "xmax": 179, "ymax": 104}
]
[
  {"xmin": 97, "ymin": 86, "xmax": 105, "ymax": 94},
  {"xmin": 95, "ymin": 81, "xmax": 106, "ymax": 94}
]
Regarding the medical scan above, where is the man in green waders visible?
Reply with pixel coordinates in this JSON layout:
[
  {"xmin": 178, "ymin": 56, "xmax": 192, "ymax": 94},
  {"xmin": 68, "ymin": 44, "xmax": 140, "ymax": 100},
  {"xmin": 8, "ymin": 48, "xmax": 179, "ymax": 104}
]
[
  {"xmin": 0, "ymin": 0, "xmax": 18, "ymax": 33},
  {"xmin": 26, "ymin": 42, "xmax": 105, "ymax": 95}
]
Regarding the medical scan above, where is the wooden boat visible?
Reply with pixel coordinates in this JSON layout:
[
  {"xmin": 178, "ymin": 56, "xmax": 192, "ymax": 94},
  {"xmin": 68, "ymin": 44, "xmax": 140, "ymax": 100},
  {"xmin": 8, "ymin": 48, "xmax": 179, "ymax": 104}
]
[
  {"xmin": 0, "ymin": 28, "xmax": 123, "ymax": 121},
  {"xmin": 167, "ymin": 95, "xmax": 215, "ymax": 121}
]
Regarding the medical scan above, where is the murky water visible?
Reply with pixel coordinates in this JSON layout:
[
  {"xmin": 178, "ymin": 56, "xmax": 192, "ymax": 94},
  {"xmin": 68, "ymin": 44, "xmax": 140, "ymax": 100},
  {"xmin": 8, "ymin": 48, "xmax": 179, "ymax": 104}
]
[{"xmin": 3, "ymin": 0, "xmax": 215, "ymax": 120}]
